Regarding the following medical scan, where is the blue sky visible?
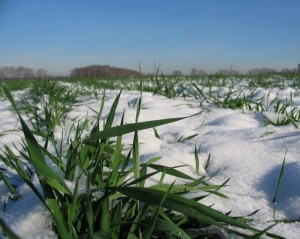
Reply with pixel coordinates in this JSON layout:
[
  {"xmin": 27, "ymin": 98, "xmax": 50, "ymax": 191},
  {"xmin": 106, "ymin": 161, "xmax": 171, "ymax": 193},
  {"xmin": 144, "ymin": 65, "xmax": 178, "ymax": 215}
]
[{"xmin": 0, "ymin": 0, "xmax": 300, "ymax": 76}]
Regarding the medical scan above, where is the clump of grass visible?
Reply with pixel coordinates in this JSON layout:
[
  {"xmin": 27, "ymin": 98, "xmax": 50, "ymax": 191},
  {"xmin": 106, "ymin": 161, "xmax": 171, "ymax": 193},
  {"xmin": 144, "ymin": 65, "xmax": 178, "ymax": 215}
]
[
  {"xmin": 0, "ymin": 79, "xmax": 35, "ymax": 99},
  {"xmin": 0, "ymin": 83, "xmax": 274, "ymax": 238},
  {"xmin": 263, "ymin": 93, "xmax": 300, "ymax": 128},
  {"xmin": 150, "ymin": 73, "xmax": 186, "ymax": 98},
  {"xmin": 248, "ymin": 74, "xmax": 285, "ymax": 88}
]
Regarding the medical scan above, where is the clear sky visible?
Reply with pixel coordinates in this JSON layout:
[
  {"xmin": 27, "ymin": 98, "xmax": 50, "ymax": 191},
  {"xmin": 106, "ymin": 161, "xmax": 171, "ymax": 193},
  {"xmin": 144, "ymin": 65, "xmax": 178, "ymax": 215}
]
[{"xmin": 0, "ymin": 0, "xmax": 300, "ymax": 76}]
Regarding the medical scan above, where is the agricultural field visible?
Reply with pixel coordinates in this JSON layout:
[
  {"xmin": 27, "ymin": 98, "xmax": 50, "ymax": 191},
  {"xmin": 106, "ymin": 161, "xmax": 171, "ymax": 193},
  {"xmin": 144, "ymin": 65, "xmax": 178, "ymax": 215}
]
[{"xmin": 0, "ymin": 74, "xmax": 300, "ymax": 238}]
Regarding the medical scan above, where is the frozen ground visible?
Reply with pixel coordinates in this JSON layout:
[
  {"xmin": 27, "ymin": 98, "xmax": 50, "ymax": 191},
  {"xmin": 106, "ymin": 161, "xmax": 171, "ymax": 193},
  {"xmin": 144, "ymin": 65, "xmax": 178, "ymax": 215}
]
[{"xmin": 0, "ymin": 85, "xmax": 300, "ymax": 238}]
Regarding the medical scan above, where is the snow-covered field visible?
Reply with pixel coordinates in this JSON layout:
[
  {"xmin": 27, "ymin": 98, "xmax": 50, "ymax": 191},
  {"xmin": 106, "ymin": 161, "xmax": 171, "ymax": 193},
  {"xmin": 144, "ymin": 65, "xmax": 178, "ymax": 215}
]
[{"xmin": 0, "ymin": 79, "xmax": 300, "ymax": 238}]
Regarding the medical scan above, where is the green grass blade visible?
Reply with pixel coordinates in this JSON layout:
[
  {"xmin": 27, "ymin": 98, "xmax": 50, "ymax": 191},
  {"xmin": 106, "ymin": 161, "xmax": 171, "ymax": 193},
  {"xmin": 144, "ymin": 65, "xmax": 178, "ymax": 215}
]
[
  {"xmin": 202, "ymin": 190, "xmax": 230, "ymax": 199},
  {"xmin": 3, "ymin": 148, "xmax": 47, "ymax": 206},
  {"xmin": 67, "ymin": 178, "xmax": 80, "ymax": 238},
  {"xmin": 104, "ymin": 90, "xmax": 122, "ymax": 130},
  {"xmin": 84, "ymin": 173, "xmax": 94, "ymax": 238},
  {"xmin": 83, "ymin": 116, "xmax": 189, "ymax": 144},
  {"xmin": 135, "ymin": 97, "xmax": 142, "ymax": 123},
  {"xmin": 132, "ymin": 131, "xmax": 140, "ymax": 184},
  {"xmin": 20, "ymin": 151, "xmax": 71, "ymax": 195},
  {"xmin": 0, "ymin": 218, "xmax": 22, "ymax": 239},
  {"xmin": 246, "ymin": 223, "xmax": 277, "ymax": 239},
  {"xmin": 154, "ymin": 218, "xmax": 190, "ymax": 239},
  {"xmin": 185, "ymin": 176, "xmax": 205, "ymax": 188},
  {"xmin": 122, "ymin": 171, "xmax": 162, "ymax": 188},
  {"xmin": 205, "ymin": 153, "xmax": 211, "ymax": 170},
  {"xmin": 40, "ymin": 147, "xmax": 66, "ymax": 173},
  {"xmin": 194, "ymin": 145, "xmax": 200, "ymax": 175},
  {"xmin": 100, "ymin": 197, "xmax": 110, "ymax": 234},
  {"xmin": 109, "ymin": 135, "xmax": 123, "ymax": 186},
  {"xmin": 3, "ymin": 85, "xmax": 49, "ymax": 178},
  {"xmin": 273, "ymin": 150, "xmax": 287, "ymax": 219},
  {"xmin": 148, "ymin": 164, "xmax": 195, "ymax": 180},
  {"xmin": 258, "ymin": 131, "xmax": 275, "ymax": 138},
  {"xmin": 65, "ymin": 140, "xmax": 80, "ymax": 181},
  {"xmin": 110, "ymin": 201, "xmax": 123, "ymax": 239},
  {"xmin": 2, "ymin": 84, "xmax": 18, "ymax": 111},
  {"xmin": 43, "ymin": 178, "xmax": 72, "ymax": 194},
  {"xmin": 127, "ymin": 204, "xmax": 150, "ymax": 239},
  {"xmin": 192, "ymin": 82, "xmax": 208, "ymax": 102},
  {"xmin": 150, "ymin": 184, "xmax": 228, "ymax": 196},
  {"xmin": 0, "ymin": 170, "xmax": 17, "ymax": 194},
  {"xmin": 178, "ymin": 133, "xmax": 198, "ymax": 142},
  {"xmin": 143, "ymin": 183, "xmax": 174, "ymax": 239},
  {"xmin": 145, "ymin": 156, "xmax": 162, "ymax": 166},
  {"xmin": 44, "ymin": 184, "xmax": 72, "ymax": 238},
  {"xmin": 113, "ymin": 186, "xmax": 260, "ymax": 233},
  {"xmin": 153, "ymin": 127, "xmax": 160, "ymax": 139}
]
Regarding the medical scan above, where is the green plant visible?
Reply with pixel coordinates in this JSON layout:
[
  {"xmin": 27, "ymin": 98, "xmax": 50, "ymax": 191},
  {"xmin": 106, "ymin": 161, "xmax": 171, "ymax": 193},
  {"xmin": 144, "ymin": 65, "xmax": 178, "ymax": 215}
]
[
  {"xmin": 263, "ymin": 94, "xmax": 300, "ymax": 128},
  {"xmin": 0, "ymin": 83, "xmax": 274, "ymax": 238},
  {"xmin": 0, "ymin": 79, "xmax": 34, "ymax": 99},
  {"xmin": 150, "ymin": 74, "xmax": 184, "ymax": 99},
  {"xmin": 272, "ymin": 150, "xmax": 287, "ymax": 219}
]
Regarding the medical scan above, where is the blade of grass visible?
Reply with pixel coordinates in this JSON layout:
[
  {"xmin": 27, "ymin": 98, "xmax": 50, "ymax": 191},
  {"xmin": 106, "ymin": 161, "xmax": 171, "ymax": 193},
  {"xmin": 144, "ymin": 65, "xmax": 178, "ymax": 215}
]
[
  {"xmin": 148, "ymin": 164, "xmax": 195, "ymax": 180},
  {"xmin": 273, "ymin": 150, "xmax": 287, "ymax": 219},
  {"xmin": 194, "ymin": 144, "xmax": 200, "ymax": 175},
  {"xmin": 104, "ymin": 90, "xmax": 122, "ymax": 130},
  {"xmin": 0, "ymin": 218, "xmax": 22, "ymax": 239},
  {"xmin": 0, "ymin": 170, "xmax": 17, "ymax": 194},
  {"xmin": 113, "ymin": 186, "xmax": 260, "ymax": 233},
  {"xmin": 83, "ymin": 116, "xmax": 191, "ymax": 144},
  {"xmin": 246, "ymin": 223, "xmax": 278, "ymax": 239},
  {"xmin": 3, "ymin": 84, "xmax": 46, "ymax": 165},
  {"xmin": 154, "ymin": 218, "xmax": 190, "ymax": 239},
  {"xmin": 109, "ymin": 134, "xmax": 123, "ymax": 187},
  {"xmin": 84, "ymin": 173, "xmax": 94, "ymax": 238},
  {"xmin": 142, "ymin": 182, "xmax": 174, "ymax": 239},
  {"xmin": 3, "ymin": 147, "xmax": 46, "ymax": 206},
  {"xmin": 132, "ymin": 131, "xmax": 140, "ymax": 185},
  {"xmin": 178, "ymin": 133, "xmax": 198, "ymax": 142},
  {"xmin": 20, "ymin": 151, "xmax": 71, "ymax": 195},
  {"xmin": 153, "ymin": 127, "xmax": 160, "ymax": 139}
]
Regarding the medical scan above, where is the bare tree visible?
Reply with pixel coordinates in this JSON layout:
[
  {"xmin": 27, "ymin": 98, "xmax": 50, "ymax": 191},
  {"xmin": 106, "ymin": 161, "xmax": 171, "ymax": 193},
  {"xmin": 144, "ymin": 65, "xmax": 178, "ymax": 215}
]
[
  {"xmin": 0, "ymin": 66, "xmax": 35, "ymax": 79},
  {"xmin": 198, "ymin": 70, "xmax": 207, "ymax": 76},
  {"xmin": 217, "ymin": 69, "xmax": 231, "ymax": 75},
  {"xmin": 172, "ymin": 70, "xmax": 182, "ymax": 76},
  {"xmin": 69, "ymin": 65, "xmax": 141, "ymax": 78},
  {"xmin": 281, "ymin": 68, "xmax": 298, "ymax": 74},
  {"xmin": 191, "ymin": 68, "xmax": 198, "ymax": 76},
  {"xmin": 15, "ymin": 66, "xmax": 34, "ymax": 79},
  {"xmin": 1, "ymin": 67, "xmax": 14, "ymax": 79},
  {"xmin": 24, "ymin": 68, "xmax": 34, "ymax": 79},
  {"xmin": 0, "ymin": 68, "xmax": 3, "ymax": 80},
  {"xmin": 16, "ymin": 66, "xmax": 25, "ymax": 79},
  {"xmin": 36, "ymin": 69, "xmax": 48, "ymax": 79},
  {"xmin": 282, "ymin": 68, "xmax": 292, "ymax": 73},
  {"xmin": 70, "ymin": 68, "xmax": 79, "ymax": 78},
  {"xmin": 247, "ymin": 68, "xmax": 277, "ymax": 75},
  {"xmin": 231, "ymin": 70, "xmax": 240, "ymax": 76}
]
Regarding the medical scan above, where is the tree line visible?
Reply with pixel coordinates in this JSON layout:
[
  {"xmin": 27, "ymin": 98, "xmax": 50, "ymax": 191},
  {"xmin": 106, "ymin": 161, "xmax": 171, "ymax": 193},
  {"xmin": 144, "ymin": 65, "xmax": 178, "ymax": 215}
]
[
  {"xmin": 70, "ymin": 65, "xmax": 141, "ymax": 78},
  {"xmin": 0, "ymin": 65, "xmax": 299, "ymax": 80},
  {"xmin": 247, "ymin": 67, "xmax": 298, "ymax": 75},
  {"xmin": 0, "ymin": 66, "xmax": 47, "ymax": 80},
  {"xmin": 190, "ymin": 67, "xmax": 299, "ymax": 76}
]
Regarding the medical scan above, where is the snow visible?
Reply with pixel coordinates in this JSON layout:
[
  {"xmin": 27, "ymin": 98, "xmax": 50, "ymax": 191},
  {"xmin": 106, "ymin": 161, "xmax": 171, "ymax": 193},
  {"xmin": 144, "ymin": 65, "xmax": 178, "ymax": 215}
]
[{"xmin": 1, "ymin": 83, "xmax": 300, "ymax": 238}]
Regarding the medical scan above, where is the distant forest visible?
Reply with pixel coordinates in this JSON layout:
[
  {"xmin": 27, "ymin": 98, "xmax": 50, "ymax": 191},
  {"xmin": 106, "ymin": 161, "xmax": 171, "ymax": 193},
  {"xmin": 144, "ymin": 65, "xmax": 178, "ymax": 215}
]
[
  {"xmin": 0, "ymin": 65, "xmax": 299, "ymax": 80},
  {"xmin": 70, "ymin": 65, "xmax": 141, "ymax": 78},
  {"xmin": 0, "ymin": 66, "xmax": 47, "ymax": 80}
]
